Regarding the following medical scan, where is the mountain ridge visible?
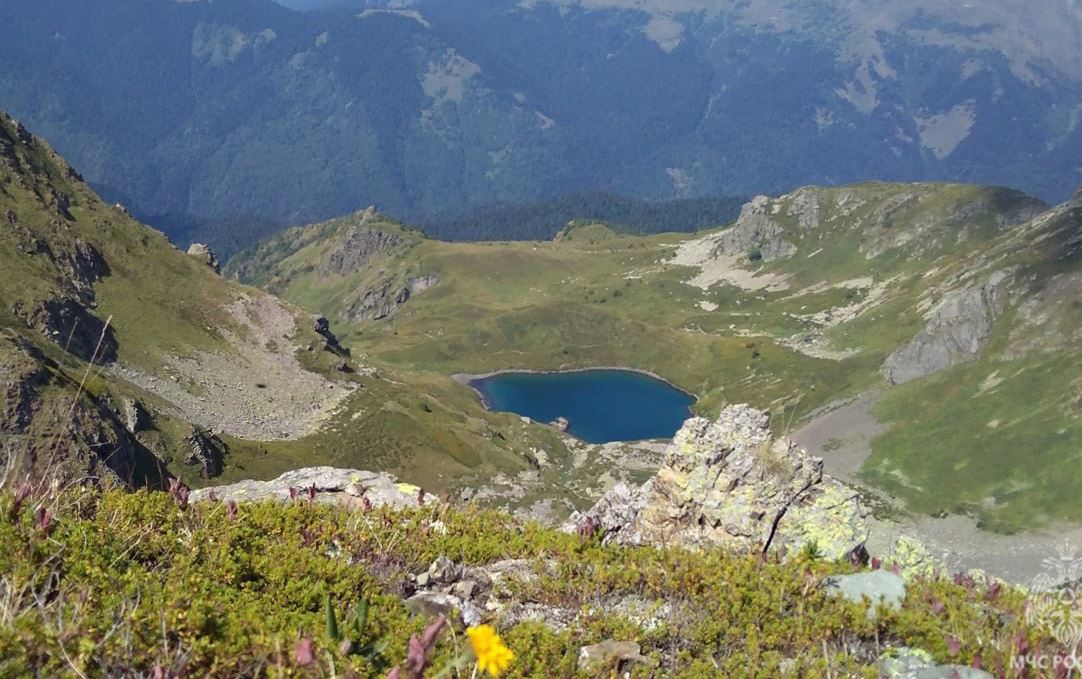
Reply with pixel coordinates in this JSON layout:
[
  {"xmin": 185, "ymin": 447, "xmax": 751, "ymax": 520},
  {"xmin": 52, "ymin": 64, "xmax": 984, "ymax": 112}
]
[{"xmin": 2, "ymin": 0, "xmax": 1080, "ymax": 256}]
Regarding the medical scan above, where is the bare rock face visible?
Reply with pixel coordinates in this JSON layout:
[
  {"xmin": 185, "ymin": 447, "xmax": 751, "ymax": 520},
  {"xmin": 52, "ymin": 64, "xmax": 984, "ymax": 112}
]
[
  {"xmin": 713, "ymin": 195, "xmax": 798, "ymax": 263},
  {"xmin": 0, "ymin": 334, "xmax": 169, "ymax": 489},
  {"xmin": 186, "ymin": 243, "xmax": 220, "ymax": 274},
  {"xmin": 320, "ymin": 225, "xmax": 406, "ymax": 277},
  {"xmin": 120, "ymin": 397, "xmax": 147, "ymax": 434},
  {"xmin": 881, "ymin": 271, "xmax": 1010, "ymax": 385},
  {"xmin": 15, "ymin": 296, "xmax": 118, "ymax": 364},
  {"xmin": 347, "ymin": 273, "xmax": 440, "ymax": 321},
  {"xmin": 565, "ymin": 405, "xmax": 867, "ymax": 561},
  {"xmin": 191, "ymin": 466, "xmax": 435, "ymax": 510}
]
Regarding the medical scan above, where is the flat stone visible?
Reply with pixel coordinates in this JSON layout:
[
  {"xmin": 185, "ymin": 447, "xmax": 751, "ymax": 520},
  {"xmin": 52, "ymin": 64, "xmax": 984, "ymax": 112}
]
[
  {"xmin": 825, "ymin": 570, "xmax": 906, "ymax": 618},
  {"xmin": 578, "ymin": 640, "xmax": 653, "ymax": 672},
  {"xmin": 190, "ymin": 467, "xmax": 435, "ymax": 510},
  {"xmin": 405, "ymin": 591, "xmax": 458, "ymax": 619}
]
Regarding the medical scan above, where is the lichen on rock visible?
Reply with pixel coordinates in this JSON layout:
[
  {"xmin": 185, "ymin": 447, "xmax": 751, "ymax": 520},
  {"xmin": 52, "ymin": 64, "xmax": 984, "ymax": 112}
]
[{"xmin": 565, "ymin": 404, "xmax": 868, "ymax": 561}]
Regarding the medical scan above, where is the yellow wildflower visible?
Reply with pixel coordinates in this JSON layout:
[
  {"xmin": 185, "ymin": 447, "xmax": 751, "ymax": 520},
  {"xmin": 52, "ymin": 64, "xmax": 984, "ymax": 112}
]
[{"xmin": 466, "ymin": 624, "xmax": 514, "ymax": 677}]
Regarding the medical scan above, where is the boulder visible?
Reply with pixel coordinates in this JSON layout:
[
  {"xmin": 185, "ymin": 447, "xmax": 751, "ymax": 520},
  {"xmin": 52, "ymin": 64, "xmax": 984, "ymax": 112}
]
[
  {"xmin": 578, "ymin": 640, "xmax": 652, "ymax": 672},
  {"xmin": 405, "ymin": 591, "xmax": 457, "ymax": 619},
  {"xmin": 186, "ymin": 243, "xmax": 220, "ymax": 274},
  {"xmin": 191, "ymin": 467, "xmax": 433, "ymax": 509},
  {"xmin": 824, "ymin": 570, "xmax": 906, "ymax": 619},
  {"xmin": 565, "ymin": 405, "xmax": 867, "ymax": 561},
  {"xmin": 426, "ymin": 556, "xmax": 463, "ymax": 585}
]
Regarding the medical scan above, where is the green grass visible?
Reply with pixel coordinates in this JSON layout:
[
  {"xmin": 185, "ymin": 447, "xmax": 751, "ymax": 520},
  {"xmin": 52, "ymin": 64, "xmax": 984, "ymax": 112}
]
[
  {"xmin": 0, "ymin": 486, "xmax": 1063, "ymax": 677},
  {"xmin": 864, "ymin": 349, "xmax": 1082, "ymax": 533}
]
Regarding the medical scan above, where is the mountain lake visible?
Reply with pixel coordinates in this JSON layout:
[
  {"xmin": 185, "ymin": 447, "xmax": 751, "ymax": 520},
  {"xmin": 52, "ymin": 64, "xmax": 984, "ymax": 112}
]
[{"xmin": 467, "ymin": 369, "xmax": 695, "ymax": 443}]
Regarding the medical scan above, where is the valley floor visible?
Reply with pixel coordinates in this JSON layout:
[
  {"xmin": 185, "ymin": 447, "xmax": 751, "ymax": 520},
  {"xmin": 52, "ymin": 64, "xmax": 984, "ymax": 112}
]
[{"xmin": 794, "ymin": 391, "xmax": 1082, "ymax": 583}]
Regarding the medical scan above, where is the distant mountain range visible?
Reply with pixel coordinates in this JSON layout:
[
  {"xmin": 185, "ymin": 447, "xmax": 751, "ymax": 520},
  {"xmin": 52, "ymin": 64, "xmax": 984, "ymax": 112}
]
[{"xmin": 2, "ymin": 0, "xmax": 1080, "ymax": 249}]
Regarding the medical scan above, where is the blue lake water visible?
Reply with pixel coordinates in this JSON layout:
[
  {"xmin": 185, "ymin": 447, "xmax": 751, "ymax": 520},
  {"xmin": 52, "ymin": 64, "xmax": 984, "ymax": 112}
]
[{"xmin": 470, "ymin": 369, "xmax": 695, "ymax": 443}]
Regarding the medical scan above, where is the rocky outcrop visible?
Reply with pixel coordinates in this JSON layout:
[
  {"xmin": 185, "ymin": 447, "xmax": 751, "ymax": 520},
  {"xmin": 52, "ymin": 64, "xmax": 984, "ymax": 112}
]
[
  {"xmin": 713, "ymin": 195, "xmax": 797, "ymax": 263},
  {"xmin": 320, "ymin": 222, "xmax": 410, "ymax": 277},
  {"xmin": 1, "ymin": 337, "xmax": 48, "ymax": 434},
  {"xmin": 347, "ymin": 273, "xmax": 440, "ymax": 321},
  {"xmin": 881, "ymin": 271, "xmax": 1010, "ymax": 385},
  {"xmin": 0, "ymin": 334, "xmax": 170, "ymax": 489},
  {"xmin": 564, "ymin": 405, "xmax": 867, "ymax": 561},
  {"xmin": 186, "ymin": 243, "xmax": 220, "ymax": 274},
  {"xmin": 120, "ymin": 397, "xmax": 147, "ymax": 434},
  {"xmin": 191, "ymin": 466, "xmax": 434, "ymax": 509},
  {"xmin": 4, "ymin": 224, "xmax": 116, "ymax": 363},
  {"xmin": 184, "ymin": 427, "xmax": 225, "ymax": 478},
  {"xmin": 313, "ymin": 314, "xmax": 349, "ymax": 356},
  {"xmin": 16, "ymin": 297, "xmax": 118, "ymax": 364},
  {"xmin": 406, "ymin": 274, "xmax": 440, "ymax": 295},
  {"xmin": 786, "ymin": 187, "xmax": 821, "ymax": 231}
]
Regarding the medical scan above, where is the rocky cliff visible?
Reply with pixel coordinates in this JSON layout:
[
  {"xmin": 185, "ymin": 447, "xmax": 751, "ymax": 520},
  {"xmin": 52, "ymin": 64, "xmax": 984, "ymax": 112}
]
[{"xmin": 881, "ymin": 271, "xmax": 1011, "ymax": 384}]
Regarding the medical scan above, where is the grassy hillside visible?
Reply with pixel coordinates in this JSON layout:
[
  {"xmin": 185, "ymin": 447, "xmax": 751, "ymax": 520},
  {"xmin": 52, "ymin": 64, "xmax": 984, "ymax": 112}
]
[
  {"xmin": 0, "ymin": 112, "xmax": 358, "ymax": 487},
  {"xmin": 0, "ymin": 485, "xmax": 1061, "ymax": 677}
]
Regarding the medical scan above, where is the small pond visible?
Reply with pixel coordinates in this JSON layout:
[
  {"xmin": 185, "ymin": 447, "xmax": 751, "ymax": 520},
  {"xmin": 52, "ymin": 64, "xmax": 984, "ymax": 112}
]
[{"xmin": 468, "ymin": 369, "xmax": 695, "ymax": 443}]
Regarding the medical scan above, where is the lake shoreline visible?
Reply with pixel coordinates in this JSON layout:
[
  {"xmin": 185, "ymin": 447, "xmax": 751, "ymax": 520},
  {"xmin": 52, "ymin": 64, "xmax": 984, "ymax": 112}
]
[
  {"xmin": 453, "ymin": 367, "xmax": 697, "ymax": 442},
  {"xmin": 452, "ymin": 366, "xmax": 696, "ymax": 400}
]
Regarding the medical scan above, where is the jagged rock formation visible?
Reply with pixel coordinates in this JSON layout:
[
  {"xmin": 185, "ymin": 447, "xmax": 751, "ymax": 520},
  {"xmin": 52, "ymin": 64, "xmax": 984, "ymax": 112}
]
[
  {"xmin": 565, "ymin": 405, "xmax": 867, "ymax": 561},
  {"xmin": 14, "ymin": 296, "xmax": 118, "ymax": 364},
  {"xmin": 881, "ymin": 271, "xmax": 1010, "ymax": 384},
  {"xmin": 313, "ymin": 314, "xmax": 349, "ymax": 356},
  {"xmin": 191, "ymin": 466, "xmax": 433, "ymax": 509},
  {"xmin": 186, "ymin": 243, "xmax": 220, "ymax": 274},
  {"xmin": 184, "ymin": 427, "xmax": 225, "ymax": 478}
]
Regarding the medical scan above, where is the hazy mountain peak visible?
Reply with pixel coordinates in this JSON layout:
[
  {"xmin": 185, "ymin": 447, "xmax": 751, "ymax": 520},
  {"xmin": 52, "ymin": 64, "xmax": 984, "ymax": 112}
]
[{"xmin": 521, "ymin": 0, "xmax": 1082, "ymax": 83}]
